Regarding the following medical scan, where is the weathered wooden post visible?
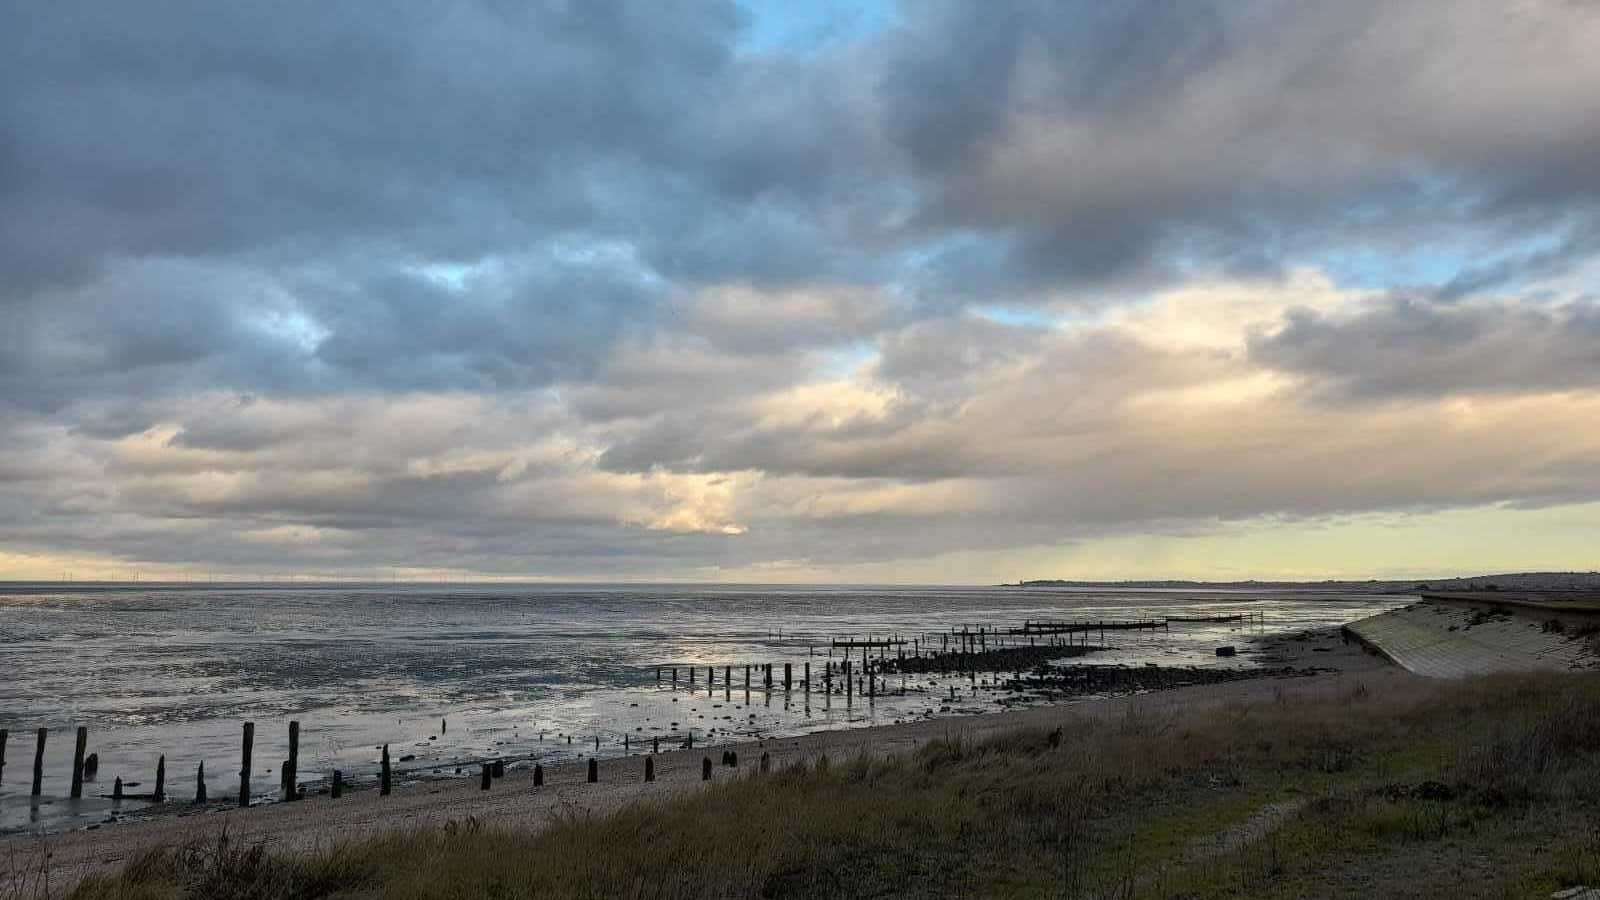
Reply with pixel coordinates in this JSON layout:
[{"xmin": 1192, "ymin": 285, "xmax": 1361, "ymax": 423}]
[
  {"xmin": 656, "ymin": 667, "xmax": 662, "ymax": 684},
  {"xmin": 745, "ymin": 665, "xmax": 751, "ymax": 688},
  {"xmin": 689, "ymin": 666, "xmax": 696, "ymax": 686},
  {"xmin": 784, "ymin": 663, "xmax": 792, "ymax": 691},
  {"xmin": 112, "ymin": 775, "xmax": 123, "ymax": 800},
  {"xmin": 672, "ymin": 667, "xmax": 678, "ymax": 686},
  {"xmin": 1, "ymin": 728, "xmax": 7, "ymax": 785},
  {"xmin": 239, "ymin": 722, "xmax": 254, "ymax": 807},
  {"xmin": 587, "ymin": 758, "xmax": 598, "ymax": 783},
  {"xmin": 70, "ymin": 726, "xmax": 88, "ymax": 798},
  {"xmin": 701, "ymin": 757, "xmax": 711, "ymax": 780},
  {"xmin": 760, "ymin": 752, "xmax": 770, "ymax": 773},
  {"xmin": 644, "ymin": 756, "xmax": 654, "ymax": 782},
  {"xmin": 804, "ymin": 662, "xmax": 810, "ymax": 694},
  {"xmin": 534, "ymin": 763, "xmax": 544, "ymax": 787},
  {"xmin": 868, "ymin": 662, "xmax": 876, "ymax": 698},
  {"xmin": 31, "ymin": 728, "xmax": 46, "ymax": 796},
  {"xmin": 195, "ymin": 761, "xmax": 207, "ymax": 804},
  {"xmin": 845, "ymin": 660, "xmax": 852, "ymax": 700},
  {"xmin": 154, "ymin": 755, "xmax": 165, "ymax": 802},
  {"xmin": 285, "ymin": 721, "xmax": 300, "ymax": 801},
  {"xmin": 724, "ymin": 665, "xmax": 731, "ymax": 687},
  {"xmin": 380, "ymin": 744, "xmax": 391, "ymax": 796},
  {"xmin": 480, "ymin": 763, "xmax": 491, "ymax": 790},
  {"xmin": 442, "ymin": 718, "xmax": 448, "ymax": 734},
  {"xmin": 653, "ymin": 736, "xmax": 659, "ymax": 754},
  {"xmin": 331, "ymin": 769, "xmax": 343, "ymax": 799},
  {"xmin": 595, "ymin": 735, "xmax": 600, "ymax": 752},
  {"xmin": 624, "ymin": 734, "xmax": 630, "ymax": 752}
]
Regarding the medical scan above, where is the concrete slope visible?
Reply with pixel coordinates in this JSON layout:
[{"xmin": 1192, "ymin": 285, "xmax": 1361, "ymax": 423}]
[{"xmin": 1346, "ymin": 601, "xmax": 1598, "ymax": 678}]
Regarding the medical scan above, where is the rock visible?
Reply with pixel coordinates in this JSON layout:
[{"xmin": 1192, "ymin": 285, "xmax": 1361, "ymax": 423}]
[{"xmin": 1215, "ymin": 646, "xmax": 1237, "ymax": 657}]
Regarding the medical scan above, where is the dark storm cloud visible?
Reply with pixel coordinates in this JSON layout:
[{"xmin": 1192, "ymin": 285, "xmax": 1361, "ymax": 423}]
[
  {"xmin": 0, "ymin": 0, "xmax": 876, "ymax": 408},
  {"xmin": 1250, "ymin": 296, "xmax": 1600, "ymax": 399},
  {"xmin": 881, "ymin": 0, "xmax": 1600, "ymax": 296}
]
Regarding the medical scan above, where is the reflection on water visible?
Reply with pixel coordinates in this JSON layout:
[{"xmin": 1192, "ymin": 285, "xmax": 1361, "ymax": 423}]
[{"xmin": 0, "ymin": 582, "xmax": 1408, "ymax": 833}]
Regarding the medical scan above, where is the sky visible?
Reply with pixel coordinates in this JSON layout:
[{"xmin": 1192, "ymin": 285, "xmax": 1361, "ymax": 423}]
[{"xmin": 2, "ymin": 1, "xmax": 1599, "ymax": 583}]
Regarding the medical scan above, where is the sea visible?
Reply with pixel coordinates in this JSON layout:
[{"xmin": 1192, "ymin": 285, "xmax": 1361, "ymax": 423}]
[{"xmin": 0, "ymin": 582, "xmax": 1410, "ymax": 833}]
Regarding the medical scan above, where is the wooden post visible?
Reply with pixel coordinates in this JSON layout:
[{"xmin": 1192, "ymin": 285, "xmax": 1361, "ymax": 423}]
[
  {"xmin": 113, "ymin": 776, "xmax": 123, "ymax": 800},
  {"xmin": 380, "ymin": 744, "xmax": 391, "ymax": 796},
  {"xmin": 644, "ymin": 756, "xmax": 654, "ymax": 782},
  {"xmin": 195, "ymin": 761, "xmax": 207, "ymax": 804},
  {"xmin": 701, "ymin": 757, "xmax": 711, "ymax": 780},
  {"xmin": 804, "ymin": 662, "xmax": 810, "ymax": 694},
  {"xmin": 784, "ymin": 663, "xmax": 792, "ymax": 691},
  {"xmin": 653, "ymin": 736, "xmax": 659, "ymax": 754},
  {"xmin": 31, "ymin": 728, "xmax": 46, "ymax": 797},
  {"xmin": 239, "ymin": 722, "xmax": 254, "ymax": 807},
  {"xmin": 0, "ymin": 728, "xmax": 7, "ymax": 786},
  {"xmin": 672, "ymin": 667, "xmax": 678, "ymax": 686},
  {"xmin": 285, "ymin": 721, "xmax": 300, "ymax": 801},
  {"xmin": 724, "ymin": 665, "xmax": 731, "ymax": 688},
  {"xmin": 656, "ymin": 667, "xmax": 661, "ymax": 684},
  {"xmin": 331, "ymin": 769, "xmax": 342, "ymax": 799},
  {"xmin": 534, "ymin": 763, "xmax": 544, "ymax": 787},
  {"xmin": 745, "ymin": 665, "xmax": 751, "ymax": 688},
  {"xmin": 689, "ymin": 666, "xmax": 695, "ymax": 685},
  {"xmin": 154, "ymin": 755, "xmax": 165, "ymax": 802},
  {"xmin": 480, "ymin": 763, "xmax": 491, "ymax": 790},
  {"xmin": 587, "ymin": 758, "xmax": 598, "ymax": 783},
  {"xmin": 442, "ymin": 718, "xmax": 447, "ymax": 734},
  {"xmin": 70, "ymin": 726, "xmax": 87, "ymax": 798}
]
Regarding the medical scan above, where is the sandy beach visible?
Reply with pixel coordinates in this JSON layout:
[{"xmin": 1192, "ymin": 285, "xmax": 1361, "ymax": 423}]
[{"xmin": 2, "ymin": 630, "xmax": 1401, "ymax": 893}]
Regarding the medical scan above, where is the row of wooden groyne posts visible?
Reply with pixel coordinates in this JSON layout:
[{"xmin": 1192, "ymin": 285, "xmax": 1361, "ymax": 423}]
[
  {"xmin": 654, "ymin": 619, "xmax": 1173, "ymax": 700},
  {"xmin": 0, "ymin": 617, "xmax": 1249, "ymax": 811}
]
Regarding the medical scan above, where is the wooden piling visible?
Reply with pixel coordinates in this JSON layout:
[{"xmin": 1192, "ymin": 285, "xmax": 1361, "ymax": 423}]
[
  {"xmin": 70, "ymin": 726, "xmax": 87, "ymax": 798},
  {"xmin": 113, "ymin": 776, "xmax": 123, "ymax": 800},
  {"xmin": 195, "ymin": 761, "xmax": 207, "ymax": 804},
  {"xmin": 0, "ymin": 728, "xmax": 6, "ymax": 785},
  {"xmin": 672, "ymin": 667, "xmax": 678, "ymax": 686},
  {"xmin": 701, "ymin": 757, "xmax": 711, "ymax": 780},
  {"xmin": 784, "ymin": 663, "xmax": 792, "ymax": 691},
  {"xmin": 380, "ymin": 744, "xmax": 391, "ymax": 796},
  {"xmin": 480, "ymin": 763, "xmax": 491, "ymax": 790},
  {"xmin": 331, "ymin": 769, "xmax": 342, "ymax": 799},
  {"xmin": 285, "ymin": 721, "xmax": 300, "ymax": 801},
  {"xmin": 724, "ymin": 665, "xmax": 731, "ymax": 687},
  {"xmin": 534, "ymin": 764, "xmax": 544, "ymax": 787},
  {"xmin": 804, "ymin": 662, "xmax": 810, "ymax": 693},
  {"xmin": 32, "ymin": 728, "xmax": 46, "ymax": 797},
  {"xmin": 644, "ymin": 756, "xmax": 654, "ymax": 782},
  {"xmin": 653, "ymin": 736, "xmax": 659, "ymax": 754},
  {"xmin": 745, "ymin": 664, "xmax": 750, "ymax": 688},
  {"xmin": 587, "ymin": 758, "xmax": 598, "ymax": 783},
  {"xmin": 239, "ymin": 722, "xmax": 254, "ymax": 807},
  {"xmin": 154, "ymin": 755, "xmax": 165, "ymax": 802},
  {"xmin": 760, "ymin": 752, "xmax": 770, "ymax": 774}
]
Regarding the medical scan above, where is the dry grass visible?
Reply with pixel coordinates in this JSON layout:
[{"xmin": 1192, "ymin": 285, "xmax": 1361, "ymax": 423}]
[{"xmin": 65, "ymin": 672, "xmax": 1600, "ymax": 899}]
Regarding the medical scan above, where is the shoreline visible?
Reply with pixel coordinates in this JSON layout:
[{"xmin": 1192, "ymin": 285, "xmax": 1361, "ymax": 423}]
[{"xmin": 1, "ymin": 629, "xmax": 1396, "ymax": 892}]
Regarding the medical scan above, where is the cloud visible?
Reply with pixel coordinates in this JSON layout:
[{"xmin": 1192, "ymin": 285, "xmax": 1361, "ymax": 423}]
[
  {"xmin": 1250, "ymin": 295, "xmax": 1600, "ymax": 399},
  {"xmin": 2, "ymin": 1, "xmax": 1599, "ymax": 579}
]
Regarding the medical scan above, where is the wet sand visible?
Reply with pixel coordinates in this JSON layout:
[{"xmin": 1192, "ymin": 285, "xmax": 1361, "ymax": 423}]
[{"xmin": 1, "ymin": 631, "xmax": 1399, "ymax": 894}]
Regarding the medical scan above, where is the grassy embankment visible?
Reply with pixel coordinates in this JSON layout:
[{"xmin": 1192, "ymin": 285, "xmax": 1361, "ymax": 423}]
[{"xmin": 66, "ymin": 673, "xmax": 1600, "ymax": 899}]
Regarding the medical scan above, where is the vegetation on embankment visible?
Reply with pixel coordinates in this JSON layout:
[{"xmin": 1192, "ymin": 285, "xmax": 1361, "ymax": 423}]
[{"xmin": 69, "ymin": 672, "xmax": 1600, "ymax": 899}]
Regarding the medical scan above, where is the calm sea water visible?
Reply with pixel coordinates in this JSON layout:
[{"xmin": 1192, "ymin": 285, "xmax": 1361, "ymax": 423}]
[{"xmin": 0, "ymin": 583, "xmax": 1408, "ymax": 833}]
